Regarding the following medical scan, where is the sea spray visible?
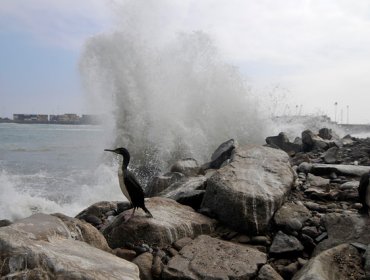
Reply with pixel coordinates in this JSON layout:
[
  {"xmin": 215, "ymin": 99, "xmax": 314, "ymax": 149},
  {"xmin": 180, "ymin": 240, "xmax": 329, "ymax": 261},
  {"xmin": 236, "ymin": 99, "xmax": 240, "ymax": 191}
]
[{"xmin": 80, "ymin": 7, "xmax": 267, "ymax": 174}]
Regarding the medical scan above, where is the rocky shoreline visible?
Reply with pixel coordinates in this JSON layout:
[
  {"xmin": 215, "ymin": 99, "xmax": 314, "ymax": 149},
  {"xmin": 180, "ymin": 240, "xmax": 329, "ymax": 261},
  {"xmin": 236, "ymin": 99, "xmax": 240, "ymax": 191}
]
[{"xmin": 1, "ymin": 128, "xmax": 370, "ymax": 279}]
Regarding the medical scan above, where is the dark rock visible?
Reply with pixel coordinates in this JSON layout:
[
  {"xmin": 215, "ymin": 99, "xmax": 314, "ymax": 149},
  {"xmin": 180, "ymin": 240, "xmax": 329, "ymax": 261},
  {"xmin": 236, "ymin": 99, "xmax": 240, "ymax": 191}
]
[
  {"xmin": 170, "ymin": 158, "xmax": 201, "ymax": 176},
  {"xmin": 250, "ymin": 235, "xmax": 270, "ymax": 245},
  {"xmin": 173, "ymin": 237, "xmax": 193, "ymax": 251},
  {"xmin": 257, "ymin": 264, "xmax": 283, "ymax": 280},
  {"xmin": 0, "ymin": 219, "xmax": 11, "ymax": 227},
  {"xmin": 290, "ymin": 153, "xmax": 311, "ymax": 167},
  {"xmin": 265, "ymin": 132, "xmax": 302, "ymax": 155},
  {"xmin": 114, "ymin": 248, "xmax": 137, "ymax": 261},
  {"xmin": 318, "ymin": 128, "xmax": 333, "ymax": 140},
  {"xmin": 132, "ymin": 252, "xmax": 153, "ymax": 280},
  {"xmin": 146, "ymin": 172, "xmax": 185, "ymax": 197},
  {"xmin": 301, "ymin": 226, "xmax": 319, "ymax": 238},
  {"xmin": 364, "ymin": 245, "xmax": 370, "ymax": 279},
  {"xmin": 300, "ymin": 234, "xmax": 316, "ymax": 253},
  {"xmin": 270, "ymin": 231, "xmax": 304, "ymax": 256},
  {"xmin": 162, "ymin": 235, "xmax": 266, "ymax": 280},
  {"xmin": 303, "ymin": 201, "xmax": 327, "ymax": 212},
  {"xmin": 306, "ymin": 173, "xmax": 330, "ymax": 187},
  {"xmin": 117, "ymin": 201, "xmax": 132, "ymax": 214},
  {"xmin": 323, "ymin": 146, "xmax": 339, "ymax": 164},
  {"xmin": 311, "ymin": 163, "xmax": 370, "ymax": 177},
  {"xmin": 152, "ymin": 255, "xmax": 164, "ymax": 278},
  {"xmin": 158, "ymin": 176, "xmax": 207, "ymax": 209},
  {"xmin": 315, "ymin": 232, "xmax": 328, "ymax": 243},
  {"xmin": 293, "ymin": 244, "xmax": 364, "ymax": 280},
  {"xmin": 83, "ymin": 214, "xmax": 102, "ymax": 226},
  {"xmin": 281, "ymin": 262, "xmax": 299, "ymax": 279},
  {"xmin": 297, "ymin": 162, "xmax": 312, "ymax": 174},
  {"xmin": 302, "ymin": 130, "xmax": 330, "ymax": 152},
  {"xmin": 203, "ymin": 139, "xmax": 236, "ymax": 170},
  {"xmin": 201, "ymin": 145, "xmax": 295, "ymax": 235},
  {"xmin": 103, "ymin": 197, "xmax": 216, "ymax": 248},
  {"xmin": 75, "ymin": 201, "xmax": 119, "ymax": 220}
]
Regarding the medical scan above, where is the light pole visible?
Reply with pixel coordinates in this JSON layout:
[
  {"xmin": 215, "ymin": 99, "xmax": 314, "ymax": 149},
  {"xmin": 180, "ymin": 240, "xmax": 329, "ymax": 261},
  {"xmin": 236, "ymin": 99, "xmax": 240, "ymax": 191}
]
[
  {"xmin": 334, "ymin": 102, "xmax": 338, "ymax": 123},
  {"xmin": 346, "ymin": 105, "xmax": 349, "ymax": 124}
]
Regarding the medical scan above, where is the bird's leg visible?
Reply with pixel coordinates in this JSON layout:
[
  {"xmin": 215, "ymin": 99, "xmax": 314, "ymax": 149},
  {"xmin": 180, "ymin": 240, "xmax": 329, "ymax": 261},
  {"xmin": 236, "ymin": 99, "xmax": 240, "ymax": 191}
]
[{"xmin": 130, "ymin": 207, "xmax": 136, "ymax": 219}]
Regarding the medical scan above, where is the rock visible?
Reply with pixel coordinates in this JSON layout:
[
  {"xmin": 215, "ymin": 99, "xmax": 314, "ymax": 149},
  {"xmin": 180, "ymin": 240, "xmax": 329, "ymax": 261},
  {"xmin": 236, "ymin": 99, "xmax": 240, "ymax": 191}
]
[
  {"xmin": 304, "ymin": 201, "xmax": 327, "ymax": 212},
  {"xmin": 281, "ymin": 262, "xmax": 299, "ymax": 279},
  {"xmin": 0, "ymin": 214, "xmax": 139, "ymax": 279},
  {"xmin": 113, "ymin": 248, "xmax": 137, "ymax": 261},
  {"xmin": 0, "ymin": 219, "xmax": 11, "ymax": 227},
  {"xmin": 274, "ymin": 202, "xmax": 311, "ymax": 232},
  {"xmin": 250, "ymin": 235, "xmax": 270, "ymax": 245},
  {"xmin": 290, "ymin": 153, "xmax": 311, "ymax": 167},
  {"xmin": 306, "ymin": 173, "xmax": 330, "ymax": 187},
  {"xmin": 170, "ymin": 158, "xmax": 201, "ymax": 176},
  {"xmin": 297, "ymin": 162, "xmax": 313, "ymax": 174},
  {"xmin": 152, "ymin": 255, "xmax": 164, "ymax": 278},
  {"xmin": 146, "ymin": 172, "xmax": 185, "ymax": 197},
  {"xmin": 269, "ymin": 231, "xmax": 304, "ymax": 256},
  {"xmin": 341, "ymin": 134, "xmax": 354, "ymax": 145},
  {"xmin": 314, "ymin": 212, "xmax": 370, "ymax": 255},
  {"xmin": 172, "ymin": 237, "xmax": 193, "ymax": 251},
  {"xmin": 103, "ymin": 197, "xmax": 216, "ymax": 248},
  {"xmin": 318, "ymin": 128, "xmax": 333, "ymax": 140},
  {"xmin": 132, "ymin": 252, "xmax": 153, "ymax": 280},
  {"xmin": 158, "ymin": 176, "xmax": 207, "ymax": 209},
  {"xmin": 75, "ymin": 201, "xmax": 119, "ymax": 220},
  {"xmin": 301, "ymin": 226, "xmax": 319, "ymax": 238},
  {"xmin": 265, "ymin": 132, "xmax": 302, "ymax": 155},
  {"xmin": 293, "ymin": 244, "xmax": 364, "ymax": 280},
  {"xmin": 364, "ymin": 245, "xmax": 370, "ymax": 279},
  {"xmin": 162, "ymin": 235, "xmax": 266, "ymax": 280},
  {"xmin": 202, "ymin": 138, "xmax": 236, "ymax": 170},
  {"xmin": 302, "ymin": 130, "xmax": 330, "ymax": 152},
  {"xmin": 257, "ymin": 264, "xmax": 283, "ymax": 280},
  {"xmin": 323, "ymin": 146, "xmax": 339, "ymax": 164},
  {"xmin": 201, "ymin": 145, "xmax": 295, "ymax": 234},
  {"xmin": 311, "ymin": 163, "xmax": 370, "ymax": 177}
]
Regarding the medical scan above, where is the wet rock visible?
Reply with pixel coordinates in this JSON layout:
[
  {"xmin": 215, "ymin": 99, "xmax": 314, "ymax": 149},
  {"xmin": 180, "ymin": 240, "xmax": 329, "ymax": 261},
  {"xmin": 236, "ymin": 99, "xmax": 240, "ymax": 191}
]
[
  {"xmin": 202, "ymin": 139, "xmax": 236, "ymax": 170},
  {"xmin": 103, "ymin": 197, "xmax": 216, "ymax": 248},
  {"xmin": 250, "ymin": 235, "xmax": 270, "ymax": 246},
  {"xmin": 311, "ymin": 163, "xmax": 370, "ymax": 177},
  {"xmin": 364, "ymin": 245, "xmax": 370, "ymax": 279},
  {"xmin": 132, "ymin": 252, "xmax": 153, "ymax": 280},
  {"xmin": 170, "ymin": 158, "xmax": 201, "ymax": 176},
  {"xmin": 293, "ymin": 244, "xmax": 364, "ymax": 280},
  {"xmin": 339, "ymin": 180, "xmax": 359, "ymax": 190},
  {"xmin": 158, "ymin": 176, "xmax": 207, "ymax": 209},
  {"xmin": 152, "ymin": 255, "xmax": 164, "ymax": 278},
  {"xmin": 306, "ymin": 173, "xmax": 330, "ymax": 187},
  {"xmin": 0, "ymin": 219, "xmax": 11, "ymax": 227},
  {"xmin": 297, "ymin": 162, "xmax": 313, "ymax": 174},
  {"xmin": 162, "ymin": 235, "xmax": 266, "ymax": 280},
  {"xmin": 301, "ymin": 226, "xmax": 319, "ymax": 239},
  {"xmin": 172, "ymin": 237, "xmax": 193, "ymax": 251},
  {"xmin": 269, "ymin": 231, "xmax": 304, "ymax": 256},
  {"xmin": 281, "ymin": 262, "xmax": 299, "ymax": 279},
  {"xmin": 75, "ymin": 201, "xmax": 119, "ymax": 221},
  {"xmin": 257, "ymin": 264, "xmax": 283, "ymax": 280},
  {"xmin": 117, "ymin": 201, "xmax": 133, "ymax": 214},
  {"xmin": 274, "ymin": 202, "xmax": 311, "ymax": 232},
  {"xmin": 303, "ymin": 201, "xmax": 327, "ymax": 212},
  {"xmin": 265, "ymin": 132, "xmax": 302, "ymax": 155},
  {"xmin": 314, "ymin": 212, "xmax": 370, "ymax": 255},
  {"xmin": 290, "ymin": 153, "xmax": 311, "ymax": 167},
  {"xmin": 146, "ymin": 172, "xmax": 185, "ymax": 197},
  {"xmin": 202, "ymin": 145, "xmax": 295, "ymax": 235},
  {"xmin": 302, "ymin": 130, "xmax": 331, "ymax": 152},
  {"xmin": 0, "ymin": 214, "xmax": 139, "ymax": 280},
  {"xmin": 318, "ymin": 128, "xmax": 333, "ymax": 140}
]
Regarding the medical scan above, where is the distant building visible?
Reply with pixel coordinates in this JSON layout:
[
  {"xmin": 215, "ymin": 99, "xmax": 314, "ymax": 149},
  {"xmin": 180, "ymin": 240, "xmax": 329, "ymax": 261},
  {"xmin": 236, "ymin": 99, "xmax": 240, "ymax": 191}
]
[
  {"xmin": 13, "ymin": 114, "xmax": 48, "ymax": 123},
  {"xmin": 50, "ymin": 114, "xmax": 80, "ymax": 124},
  {"xmin": 81, "ymin": 114, "xmax": 101, "ymax": 124}
]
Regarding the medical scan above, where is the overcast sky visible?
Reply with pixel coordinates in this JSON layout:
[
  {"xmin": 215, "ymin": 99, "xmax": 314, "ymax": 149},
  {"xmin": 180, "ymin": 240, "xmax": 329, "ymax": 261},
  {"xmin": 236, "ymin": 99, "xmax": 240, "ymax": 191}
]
[{"xmin": 1, "ymin": 0, "xmax": 370, "ymax": 123}]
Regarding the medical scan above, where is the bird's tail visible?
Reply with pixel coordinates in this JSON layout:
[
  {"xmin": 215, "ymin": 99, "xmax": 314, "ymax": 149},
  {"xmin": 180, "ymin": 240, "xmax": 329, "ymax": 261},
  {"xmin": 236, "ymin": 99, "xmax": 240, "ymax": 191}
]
[{"xmin": 142, "ymin": 205, "xmax": 153, "ymax": 218}]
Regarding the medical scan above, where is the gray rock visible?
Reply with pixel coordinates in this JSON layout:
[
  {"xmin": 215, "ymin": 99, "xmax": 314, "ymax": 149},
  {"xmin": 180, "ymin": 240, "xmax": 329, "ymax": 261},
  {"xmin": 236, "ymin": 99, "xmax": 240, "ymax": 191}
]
[
  {"xmin": 170, "ymin": 158, "xmax": 201, "ymax": 176},
  {"xmin": 297, "ymin": 162, "xmax": 313, "ymax": 174},
  {"xmin": 339, "ymin": 181, "xmax": 359, "ymax": 190},
  {"xmin": 318, "ymin": 128, "xmax": 333, "ymax": 140},
  {"xmin": 103, "ymin": 197, "xmax": 216, "ymax": 248},
  {"xmin": 152, "ymin": 255, "xmax": 164, "ymax": 278},
  {"xmin": 302, "ymin": 130, "xmax": 331, "ymax": 152},
  {"xmin": 162, "ymin": 235, "xmax": 266, "ymax": 280},
  {"xmin": 132, "ymin": 252, "xmax": 153, "ymax": 280},
  {"xmin": 173, "ymin": 237, "xmax": 193, "ymax": 251},
  {"xmin": 0, "ymin": 213, "xmax": 139, "ymax": 279},
  {"xmin": 304, "ymin": 201, "xmax": 327, "ymax": 212},
  {"xmin": 159, "ymin": 176, "xmax": 207, "ymax": 209},
  {"xmin": 203, "ymin": 138, "xmax": 236, "ymax": 170},
  {"xmin": 323, "ymin": 146, "xmax": 339, "ymax": 164},
  {"xmin": 270, "ymin": 231, "xmax": 304, "ymax": 256},
  {"xmin": 314, "ymin": 212, "xmax": 370, "ymax": 255},
  {"xmin": 311, "ymin": 163, "xmax": 370, "ymax": 177},
  {"xmin": 201, "ymin": 145, "xmax": 295, "ymax": 234},
  {"xmin": 293, "ymin": 244, "xmax": 363, "ymax": 280},
  {"xmin": 274, "ymin": 202, "xmax": 311, "ymax": 232},
  {"xmin": 265, "ymin": 132, "xmax": 302, "ymax": 155},
  {"xmin": 146, "ymin": 172, "xmax": 185, "ymax": 197},
  {"xmin": 302, "ymin": 226, "xmax": 319, "ymax": 238},
  {"xmin": 257, "ymin": 264, "xmax": 283, "ymax": 280},
  {"xmin": 306, "ymin": 173, "xmax": 330, "ymax": 187},
  {"xmin": 76, "ymin": 201, "xmax": 119, "ymax": 220}
]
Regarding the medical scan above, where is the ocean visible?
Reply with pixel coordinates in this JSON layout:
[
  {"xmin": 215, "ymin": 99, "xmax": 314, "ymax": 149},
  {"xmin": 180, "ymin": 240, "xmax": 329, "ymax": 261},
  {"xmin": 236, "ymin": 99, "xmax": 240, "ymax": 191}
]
[{"xmin": 0, "ymin": 123, "xmax": 123, "ymax": 221}]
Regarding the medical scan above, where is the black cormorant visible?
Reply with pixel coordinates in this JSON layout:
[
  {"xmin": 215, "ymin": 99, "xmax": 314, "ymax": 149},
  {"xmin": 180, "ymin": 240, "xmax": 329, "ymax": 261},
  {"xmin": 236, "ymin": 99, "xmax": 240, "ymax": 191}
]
[{"xmin": 105, "ymin": 147, "xmax": 153, "ymax": 220}]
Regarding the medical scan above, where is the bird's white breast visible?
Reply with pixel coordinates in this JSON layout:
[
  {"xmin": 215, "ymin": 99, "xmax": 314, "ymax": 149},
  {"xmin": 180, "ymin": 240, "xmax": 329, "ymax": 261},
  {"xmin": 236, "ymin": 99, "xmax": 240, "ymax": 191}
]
[{"xmin": 118, "ymin": 168, "xmax": 132, "ymax": 203}]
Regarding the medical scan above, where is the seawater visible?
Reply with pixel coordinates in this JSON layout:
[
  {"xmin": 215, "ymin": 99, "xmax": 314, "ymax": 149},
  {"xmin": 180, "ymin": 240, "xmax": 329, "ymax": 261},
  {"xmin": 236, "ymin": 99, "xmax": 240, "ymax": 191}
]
[{"xmin": 0, "ymin": 123, "xmax": 123, "ymax": 221}]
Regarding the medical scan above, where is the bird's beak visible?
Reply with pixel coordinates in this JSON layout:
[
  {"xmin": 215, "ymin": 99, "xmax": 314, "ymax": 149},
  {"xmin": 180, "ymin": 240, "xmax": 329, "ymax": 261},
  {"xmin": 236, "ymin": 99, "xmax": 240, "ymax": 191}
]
[{"xmin": 104, "ymin": 149, "xmax": 116, "ymax": 153}]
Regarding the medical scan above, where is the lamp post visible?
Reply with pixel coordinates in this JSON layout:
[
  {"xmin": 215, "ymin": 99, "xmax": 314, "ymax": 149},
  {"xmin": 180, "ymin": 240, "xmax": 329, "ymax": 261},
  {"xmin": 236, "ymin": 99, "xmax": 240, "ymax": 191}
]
[{"xmin": 334, "ymin": 102, "xmax": 338, "ymax": 123}]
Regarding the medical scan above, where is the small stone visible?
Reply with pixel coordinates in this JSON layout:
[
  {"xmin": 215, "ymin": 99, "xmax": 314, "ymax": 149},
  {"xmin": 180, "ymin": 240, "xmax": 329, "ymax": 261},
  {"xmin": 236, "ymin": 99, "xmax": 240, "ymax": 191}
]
[
  {"xmin": 281, "ymin": 262, "xmax": 299, "ymax": 279},
  {"xmin": 117, "ymin": 201, "xmax": 132, "ymax": 214},
  {"xmin": 172, "ymin": 237, "xmax": 193, "ymax": 251},
  {"xmin": 315, "ymin": 232, "xmax": 328, "ymax": 243},
  {"xmin": 353, "ymin": 203, "xmax": 363, "ymax": 210},
  {"xmin": 235, "ymin": 234, "xmax": 251, "ymax": 244},
  {"xmin": 251, "ymin": 235, "xmax": 270, "ymax": 245},
  {"xmin": 269, "ymin": 231, "xmax": 304, "ymax": 256},
  {"xmin": 287, "ymin": 218, "xmax": 303, "ymax": 231},
  {"xmin": 257, "ymin": 264, "xmax": 283, "ymax": 280},
  {"xmin": 166, "ymin": 247, "xmax": 178, "ymax": 257},
  {"xmin": 83, "ymin": 214, "xmax": 102, "ymax": 226},
  {"xmin": 151, "ymin": 255, "xmax": 164, "ymax": 278},
  {"xmin": 297, "ymin": 257, "xmax": 308, "ymax": 267},
  {"xmin": 0, "ymin": 219, "xmax": 12, "ymax": 227},
  {"xmin": 132, "ymin": 252, "xmax": 153, "ymax": 280},
  {"xmin": 301, "ymin": 226, "xmax": 319, "ymax": 238},
  {"xmin": 300, "ymin": 234, "xmax": 316, "ymax": 253},
  {"xmin": 113, "ymin": 248, "xmax": 137, "ymax": 261}
]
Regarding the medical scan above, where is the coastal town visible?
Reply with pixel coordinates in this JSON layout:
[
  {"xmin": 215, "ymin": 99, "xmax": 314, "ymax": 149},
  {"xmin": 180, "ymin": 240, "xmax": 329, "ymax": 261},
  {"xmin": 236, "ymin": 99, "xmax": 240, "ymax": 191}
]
[{"xmin": 0, "ymin": 113, "xmax": 101, "ymax": 125}]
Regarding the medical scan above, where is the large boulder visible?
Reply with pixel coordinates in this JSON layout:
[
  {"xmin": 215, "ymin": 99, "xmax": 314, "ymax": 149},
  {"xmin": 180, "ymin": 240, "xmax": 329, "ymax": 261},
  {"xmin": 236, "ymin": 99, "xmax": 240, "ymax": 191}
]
[
  {"xmin": 103, "ymin": 197, "xmax": 216, "ymax": 248},
  {"xmin": 162, "ymin": 235, "xmax": 266, "ymax": 280},
  {"xmin": 314, "ymin": 212, "xmax": 370, "ymax": 255},
  {"xmin": 158, "ymin": 176, "xmax": 207, "ymax": 209},
  {"xmin": 201, "ymin": 145, "xmax": 295, "ymax": 234},
  {"xmin": 293, "ymin": 244, "xmax": 364, "ymax": 280},
  {"xmin": 0, "ymin": 213, "xmax": 139, "ymax": 279}
]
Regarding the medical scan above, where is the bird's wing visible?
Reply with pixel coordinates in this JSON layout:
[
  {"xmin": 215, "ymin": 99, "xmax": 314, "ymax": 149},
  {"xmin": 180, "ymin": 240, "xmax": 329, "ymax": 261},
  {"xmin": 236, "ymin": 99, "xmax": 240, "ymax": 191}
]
[{"xmin": 125, "ymin": 170, "xmax": 146, "ymax": 206}]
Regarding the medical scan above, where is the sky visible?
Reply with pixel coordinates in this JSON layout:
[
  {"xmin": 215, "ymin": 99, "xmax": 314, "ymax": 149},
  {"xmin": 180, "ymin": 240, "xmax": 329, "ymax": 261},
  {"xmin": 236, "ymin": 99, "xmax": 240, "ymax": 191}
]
[{"xmin": 1, "ymin": 0, "xmax": 370, "ymax": 124}]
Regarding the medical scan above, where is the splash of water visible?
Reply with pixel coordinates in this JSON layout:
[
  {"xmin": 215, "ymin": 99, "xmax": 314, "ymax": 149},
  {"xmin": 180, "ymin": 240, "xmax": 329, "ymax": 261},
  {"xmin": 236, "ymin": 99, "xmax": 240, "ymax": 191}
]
[{"xmin": 80, "ymin": 4, "xmax": 267, "ymax": 173}]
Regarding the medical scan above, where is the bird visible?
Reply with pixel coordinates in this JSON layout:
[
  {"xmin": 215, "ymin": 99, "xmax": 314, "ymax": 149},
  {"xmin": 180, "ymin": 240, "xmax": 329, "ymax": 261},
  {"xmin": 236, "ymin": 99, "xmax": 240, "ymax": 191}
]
[
  {"xmin": 358, "ymin": 171, "xmax": 370, "ymax": 216},
  {"xmin": 104, "ymin": 147, "xmax": 153, "ymax": 221}
]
